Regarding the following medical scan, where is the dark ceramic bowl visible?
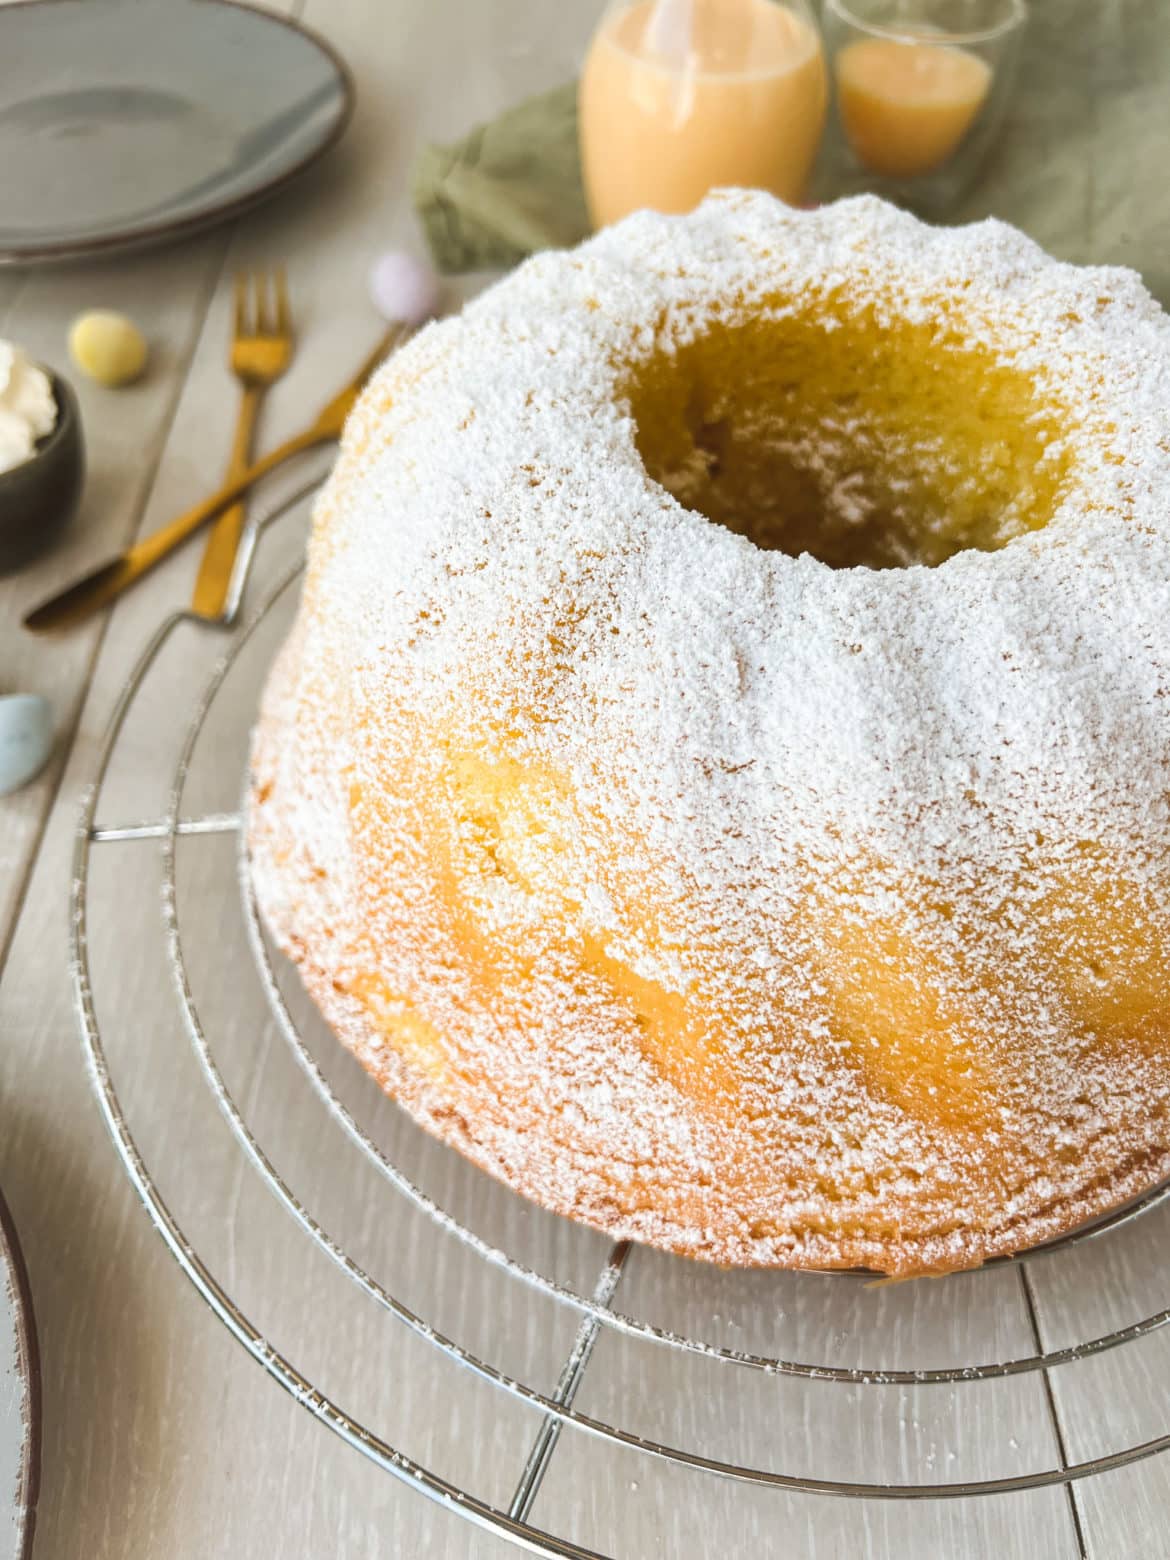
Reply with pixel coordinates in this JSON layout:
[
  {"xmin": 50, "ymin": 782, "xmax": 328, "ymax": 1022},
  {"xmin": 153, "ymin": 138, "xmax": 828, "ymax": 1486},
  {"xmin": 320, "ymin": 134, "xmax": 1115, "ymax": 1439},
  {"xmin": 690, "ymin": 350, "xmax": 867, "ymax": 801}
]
[{"xmin": 0, "ymin": 371, "xmax": 84, "ymax": 574}]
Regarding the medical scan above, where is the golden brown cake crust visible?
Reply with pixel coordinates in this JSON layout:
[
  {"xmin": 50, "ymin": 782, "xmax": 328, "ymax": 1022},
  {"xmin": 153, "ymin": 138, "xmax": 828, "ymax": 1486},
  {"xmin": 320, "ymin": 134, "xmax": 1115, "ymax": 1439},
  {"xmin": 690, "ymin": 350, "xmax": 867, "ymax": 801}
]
[{"xmin": 249, "ymin": 192, "xmax": 1170, "ymax": 1277}]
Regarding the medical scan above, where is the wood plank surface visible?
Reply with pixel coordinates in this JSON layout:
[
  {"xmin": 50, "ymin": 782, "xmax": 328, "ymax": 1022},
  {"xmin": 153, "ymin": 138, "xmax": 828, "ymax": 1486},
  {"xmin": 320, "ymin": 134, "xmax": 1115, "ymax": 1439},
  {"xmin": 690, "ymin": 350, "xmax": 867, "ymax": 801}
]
[{"xmin": 1, "ymin": 0, "xmax": 1167, "ymax": 1556}]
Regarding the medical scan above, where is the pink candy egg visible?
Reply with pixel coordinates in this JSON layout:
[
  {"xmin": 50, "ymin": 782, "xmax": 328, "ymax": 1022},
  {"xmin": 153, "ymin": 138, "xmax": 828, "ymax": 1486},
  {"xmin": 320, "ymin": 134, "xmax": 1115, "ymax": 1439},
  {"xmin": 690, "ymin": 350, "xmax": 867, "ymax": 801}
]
[{"xmin": 367, "ymin": 251, "xmax": 441, "ymax": 328}]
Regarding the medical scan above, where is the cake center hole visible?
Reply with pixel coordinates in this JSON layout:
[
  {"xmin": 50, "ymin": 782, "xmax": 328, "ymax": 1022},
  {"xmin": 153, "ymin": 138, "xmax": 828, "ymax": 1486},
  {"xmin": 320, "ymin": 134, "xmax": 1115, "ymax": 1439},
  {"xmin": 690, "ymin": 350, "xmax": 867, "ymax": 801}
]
[{"xmin": 625, "ymin": 308, "xmax": 1069, "ymax": 569}]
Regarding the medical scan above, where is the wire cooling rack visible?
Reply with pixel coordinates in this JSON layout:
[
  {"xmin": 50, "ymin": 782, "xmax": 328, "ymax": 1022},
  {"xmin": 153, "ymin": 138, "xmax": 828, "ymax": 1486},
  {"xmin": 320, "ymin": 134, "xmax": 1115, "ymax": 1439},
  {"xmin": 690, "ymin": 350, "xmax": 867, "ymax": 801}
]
[{"xmin": 70, "ymin": 480, "xmax": 1170, "ymax": 1557}]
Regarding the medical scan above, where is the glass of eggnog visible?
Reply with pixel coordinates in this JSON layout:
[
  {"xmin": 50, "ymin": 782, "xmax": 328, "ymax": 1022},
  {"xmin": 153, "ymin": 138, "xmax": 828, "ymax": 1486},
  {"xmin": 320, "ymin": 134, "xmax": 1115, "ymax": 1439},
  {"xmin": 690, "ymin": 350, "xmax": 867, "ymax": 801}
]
[
  {"xmin": 579, "ymin": 0, "xmax": 827, "ymax": 229},
  {"xmin": 823, "ymin": 0, "xmax": 1027, "ymax": 212}
]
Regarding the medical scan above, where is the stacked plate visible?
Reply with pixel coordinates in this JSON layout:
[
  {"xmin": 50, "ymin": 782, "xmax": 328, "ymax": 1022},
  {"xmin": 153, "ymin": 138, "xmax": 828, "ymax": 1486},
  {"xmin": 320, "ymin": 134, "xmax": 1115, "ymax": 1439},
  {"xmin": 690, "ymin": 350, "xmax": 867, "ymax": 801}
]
[
  {"xmin": 0, "ymin": 0, "xmax": 353, "ymax": 265},
  {"xmin": 0, "ymin": 1190, "xmax": 38, "ymax": 1560}
]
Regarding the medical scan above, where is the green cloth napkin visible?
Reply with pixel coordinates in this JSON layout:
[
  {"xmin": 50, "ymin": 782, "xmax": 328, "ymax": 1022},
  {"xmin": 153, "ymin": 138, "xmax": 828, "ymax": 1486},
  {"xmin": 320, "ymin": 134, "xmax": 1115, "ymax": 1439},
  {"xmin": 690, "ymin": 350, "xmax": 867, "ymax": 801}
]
[
  {"xmin": 412, "ymin": 5, "xmax": 1170, "ymax": 305},
  {"xmin": 412, "ymin": 83, "xmax": 588, "ymax": 275}
]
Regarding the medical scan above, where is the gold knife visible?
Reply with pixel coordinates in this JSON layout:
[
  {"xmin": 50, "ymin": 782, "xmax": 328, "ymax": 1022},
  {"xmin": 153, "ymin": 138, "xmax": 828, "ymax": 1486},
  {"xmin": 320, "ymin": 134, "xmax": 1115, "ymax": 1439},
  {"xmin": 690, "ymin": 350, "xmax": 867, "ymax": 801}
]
[{"xmin": 25, "ymin": 327, "xmax": 402, "ymax": 635}]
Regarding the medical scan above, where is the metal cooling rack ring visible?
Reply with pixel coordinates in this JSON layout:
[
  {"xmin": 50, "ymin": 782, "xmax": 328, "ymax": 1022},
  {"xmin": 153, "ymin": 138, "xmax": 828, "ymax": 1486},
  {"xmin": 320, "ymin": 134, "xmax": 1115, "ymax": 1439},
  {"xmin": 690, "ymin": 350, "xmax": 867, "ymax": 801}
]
[{"xmin": 71, "ymin": 480, "xmax": 1170, "ymax": 1554}]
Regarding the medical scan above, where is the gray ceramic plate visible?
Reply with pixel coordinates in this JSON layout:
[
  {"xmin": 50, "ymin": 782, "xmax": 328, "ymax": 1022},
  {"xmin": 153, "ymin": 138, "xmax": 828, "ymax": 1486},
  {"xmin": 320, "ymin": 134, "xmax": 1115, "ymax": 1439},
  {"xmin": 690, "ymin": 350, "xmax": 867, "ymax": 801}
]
[
  {"xmin": 0, "ymin": 0, "xmax": 354, "ymax": 265},
  {"xmin": 0, "ymin": 1189, "xmax": 38, "ymax": 1560}
]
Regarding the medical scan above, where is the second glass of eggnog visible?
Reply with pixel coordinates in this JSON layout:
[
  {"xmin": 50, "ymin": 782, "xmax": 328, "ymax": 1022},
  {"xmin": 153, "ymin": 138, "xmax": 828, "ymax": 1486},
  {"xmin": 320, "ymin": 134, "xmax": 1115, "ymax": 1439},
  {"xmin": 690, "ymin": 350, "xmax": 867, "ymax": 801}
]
[{"xmin": 579, "ymin": 0, "xmax": 827, "ymax": 229}]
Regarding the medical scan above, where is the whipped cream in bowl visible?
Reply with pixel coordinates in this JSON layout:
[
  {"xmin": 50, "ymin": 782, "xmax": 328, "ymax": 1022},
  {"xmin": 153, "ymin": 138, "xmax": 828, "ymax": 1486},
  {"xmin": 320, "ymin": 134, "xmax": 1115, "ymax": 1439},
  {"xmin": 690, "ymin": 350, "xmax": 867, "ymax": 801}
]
[
  {"xmin": 0, "ymin": 341, "xmax": 84, "ymax": 574},
  {"xmin": 0, "ymin": 341, "xmax": 57, "ymax": 474}
]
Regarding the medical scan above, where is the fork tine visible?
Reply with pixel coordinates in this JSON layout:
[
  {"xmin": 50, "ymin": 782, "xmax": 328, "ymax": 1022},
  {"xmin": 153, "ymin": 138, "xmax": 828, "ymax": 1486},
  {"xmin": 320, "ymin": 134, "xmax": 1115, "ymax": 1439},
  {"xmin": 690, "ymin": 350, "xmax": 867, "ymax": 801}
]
[
  {"xmin": 254, "ymin": 268, "xmax": 272, "ymax": 337},
  {"xmin": 274, "ymin": 266, "xmax": 292, "ymax": 339},
  {"xmin": 232, "ymin": 272, "xmax": 248, "ymax": 339}
]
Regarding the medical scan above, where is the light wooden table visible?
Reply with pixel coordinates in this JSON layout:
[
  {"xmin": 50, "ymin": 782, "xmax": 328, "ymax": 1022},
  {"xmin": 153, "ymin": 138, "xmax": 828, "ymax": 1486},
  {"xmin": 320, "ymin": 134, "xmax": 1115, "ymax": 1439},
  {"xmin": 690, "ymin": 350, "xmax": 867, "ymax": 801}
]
[{"xmin": 3, "ymin": 2, "xmax": 1170, "ymax": 1556}]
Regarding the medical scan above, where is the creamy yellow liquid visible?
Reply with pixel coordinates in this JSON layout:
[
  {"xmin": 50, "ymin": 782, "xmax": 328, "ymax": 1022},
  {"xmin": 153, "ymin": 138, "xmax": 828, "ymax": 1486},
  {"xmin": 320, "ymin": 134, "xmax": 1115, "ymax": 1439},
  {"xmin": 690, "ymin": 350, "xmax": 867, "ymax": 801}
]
[
  {"xmin": 579, "ymin": 0, "xmax": 827, "ymax": 228},
  {"xmin": 836, "ymin": 37, "xmax": 992, "ymax": 179}
]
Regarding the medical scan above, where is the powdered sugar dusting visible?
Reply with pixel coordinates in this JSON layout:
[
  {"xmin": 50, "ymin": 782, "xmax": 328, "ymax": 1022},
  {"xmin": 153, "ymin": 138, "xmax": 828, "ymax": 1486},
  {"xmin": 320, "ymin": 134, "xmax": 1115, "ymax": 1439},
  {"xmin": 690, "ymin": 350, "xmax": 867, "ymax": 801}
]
[{"xmin": 249, "ymin": 192, "xmax": 1170, "ymax": 1276}]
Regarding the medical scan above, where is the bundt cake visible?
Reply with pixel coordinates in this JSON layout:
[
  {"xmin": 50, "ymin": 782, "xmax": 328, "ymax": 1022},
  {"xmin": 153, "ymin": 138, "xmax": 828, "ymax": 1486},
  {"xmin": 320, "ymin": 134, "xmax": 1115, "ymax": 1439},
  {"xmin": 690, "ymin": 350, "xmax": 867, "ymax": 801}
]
[{"xmin": 249, "ymin": 191, "xmax": 1170, "ymax": 1276}]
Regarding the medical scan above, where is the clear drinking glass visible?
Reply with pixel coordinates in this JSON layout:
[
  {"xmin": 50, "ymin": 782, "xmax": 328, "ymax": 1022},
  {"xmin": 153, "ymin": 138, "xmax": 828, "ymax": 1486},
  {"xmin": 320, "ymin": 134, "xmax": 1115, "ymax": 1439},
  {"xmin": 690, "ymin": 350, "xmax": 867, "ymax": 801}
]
[
  {"xmin": 578, "ymin": 0, "xmax": 827, "ymax": 230},
  {"xmin": 822, "ymin": 0, "xmax": 1027, "ymax": 214}
]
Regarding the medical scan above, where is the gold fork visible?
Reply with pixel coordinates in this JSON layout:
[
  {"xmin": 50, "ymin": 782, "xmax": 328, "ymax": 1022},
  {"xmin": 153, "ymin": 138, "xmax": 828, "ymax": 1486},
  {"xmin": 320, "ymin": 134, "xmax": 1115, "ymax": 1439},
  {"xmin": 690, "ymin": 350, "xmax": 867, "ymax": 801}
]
[
  {"xmin": 190, "ymin": 268, "xmax": 294, "ymax": 622},
  {"xmin": 24, "ymin": 326, "xmax": 403, "ymax": 634}
]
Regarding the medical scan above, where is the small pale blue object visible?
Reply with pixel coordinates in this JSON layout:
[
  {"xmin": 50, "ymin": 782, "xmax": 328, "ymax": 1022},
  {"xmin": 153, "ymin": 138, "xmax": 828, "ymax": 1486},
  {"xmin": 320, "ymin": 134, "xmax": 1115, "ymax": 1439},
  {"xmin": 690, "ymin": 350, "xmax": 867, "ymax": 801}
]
[
  {"xmin": 0, "ymin": 694, "xmax": 52, "ymax": 796},
  {"xmin": 367, "ymin": 250, "xmax": 441, "ymax": 328}
]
